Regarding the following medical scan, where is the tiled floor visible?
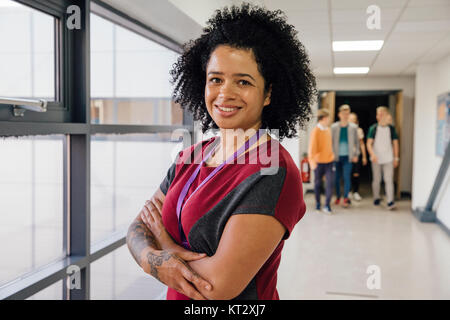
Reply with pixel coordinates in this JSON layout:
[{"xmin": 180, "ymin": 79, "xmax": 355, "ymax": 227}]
[
  {"xmin": 103, "ymin": 190, "xmax": 450, "ymax": 300},
  {"xmin": 277, "ymin": 192, "xmax": 450, "ymax": 299}
]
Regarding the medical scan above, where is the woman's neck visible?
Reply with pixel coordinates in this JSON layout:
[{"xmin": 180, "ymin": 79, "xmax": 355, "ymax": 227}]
[{"xmin": 214, "ymin": 123, "xmax": 265, "ymax": 163}]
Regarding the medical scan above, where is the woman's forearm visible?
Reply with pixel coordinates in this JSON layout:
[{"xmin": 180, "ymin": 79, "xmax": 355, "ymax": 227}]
[
  {"xmin": 188, "ymin": 256, "xmax": 237, "ymax": 300},
  {"xmin": 126, "ymin": 218, "xmax": 162, "ymax": 269}
]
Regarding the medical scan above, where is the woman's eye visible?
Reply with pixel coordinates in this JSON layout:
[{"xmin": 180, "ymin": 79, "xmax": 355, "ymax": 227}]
[
  {"xmin": 209, "ymin": 78, "xmax": 221, "ymax": 84},
  {"xmin": 238, "ymin": 79, "xmax": 251, "ymax": 86}
]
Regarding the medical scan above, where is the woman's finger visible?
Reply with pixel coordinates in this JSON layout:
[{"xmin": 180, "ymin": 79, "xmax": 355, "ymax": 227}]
[
  {"xmin": 148, "ymin": 201, "xmax": 162, "ymax": 219},
  {"xmin": 179, "ymin": 263, "xmax": 212, "ymax": 292},
  {"xmin": 177, "ymin": 250, "xmax": 207, "ymax": 262},
  {"xmin": 179, "ymin": 279, "xmax": 207, "ymax": 300},
  {"xmin": 140, "ymin": 211, "xmax": 151, "ymax": 229},
  {"xmin": 147, "ymin": 201, "xmax": 163, "ymax": 225},
  {"xmin": 142, "ymin": 205, "xmax": 155, "ymax": 224},
  {"xmin": 153, "ymin": 197, "xmax": 163, "ymax": 214}
]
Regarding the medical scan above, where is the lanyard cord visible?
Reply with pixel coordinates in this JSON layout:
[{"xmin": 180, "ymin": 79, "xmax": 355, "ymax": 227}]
[{"xmin": 175, "ymin": 130, "xmax": 262, "ymax": 249}]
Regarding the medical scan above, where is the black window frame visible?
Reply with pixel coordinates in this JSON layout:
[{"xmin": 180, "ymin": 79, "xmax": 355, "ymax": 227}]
[{"xmin": 0, "ymin": 0, "xmax": 194, "ymax": 300}]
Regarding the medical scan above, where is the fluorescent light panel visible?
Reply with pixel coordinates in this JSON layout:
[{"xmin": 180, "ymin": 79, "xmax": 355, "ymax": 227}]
[
  {"xmin": 333, "ymin": 67, "xmax": 370, "ymax": 74},
  {"xmin": 333, "ymin": 40, "xmax": 384, "ymax": 51}
]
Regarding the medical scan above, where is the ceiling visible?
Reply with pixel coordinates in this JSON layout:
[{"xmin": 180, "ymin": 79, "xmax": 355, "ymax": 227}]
[{"xmin": 102, "ymin": 0, "xmax": 450, "ymax": 77}]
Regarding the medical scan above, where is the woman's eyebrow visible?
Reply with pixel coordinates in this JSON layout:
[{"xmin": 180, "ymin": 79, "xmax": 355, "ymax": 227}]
[
  {"xmin": 234, "ymin": 73, "xmax": 256, "ymax": 81},
  {"xmin": 207, "ymin": 71, "xmax": 255, "ymax": 82}
]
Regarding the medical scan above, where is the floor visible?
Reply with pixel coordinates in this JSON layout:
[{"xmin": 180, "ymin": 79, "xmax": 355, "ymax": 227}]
[
  {"xmin": 277, "ymin": 191, "xmax": 450, "ymax": 300},
  {"xmin": 26, "ymin": 186, "xmax": 450, "ymax": 300}
]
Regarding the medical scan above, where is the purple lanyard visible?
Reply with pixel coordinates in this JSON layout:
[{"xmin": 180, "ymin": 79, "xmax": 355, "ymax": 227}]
[{"xmin": 176, "ymin": 130, "xmax": 261, "ymax": 249}]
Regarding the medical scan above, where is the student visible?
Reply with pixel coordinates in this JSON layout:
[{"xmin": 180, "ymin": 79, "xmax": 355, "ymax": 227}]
[
  {"xmin": 126, "ymin": 4, "xmax": 316, "ymax": 300},
  {"xmin": 308, "ymin": 109, "xmax": 335, "ymax": 214},
  {"xmin": 331, "ymin": 105, "xmax": 360, "ymax": 208},
  {"xmin": 366, "ymin": 106, "xmax": 400, "ymax": 210},
  {"xmin": 348, "ymin": 112, "xmax": 368, "ymax": 201}
]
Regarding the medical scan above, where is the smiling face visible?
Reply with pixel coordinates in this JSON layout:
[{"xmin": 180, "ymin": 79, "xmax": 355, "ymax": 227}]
[{"xmin": 205, "ymin": 45, "xmax": 271, "ymax": 131}]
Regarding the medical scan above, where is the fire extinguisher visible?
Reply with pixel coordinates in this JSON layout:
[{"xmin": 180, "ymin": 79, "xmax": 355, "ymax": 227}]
[{"xmin": 301, "ymin": 153, "xmax": 310, "ymax": 183}]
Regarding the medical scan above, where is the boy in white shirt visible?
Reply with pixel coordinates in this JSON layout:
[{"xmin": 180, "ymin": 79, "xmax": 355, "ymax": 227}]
[{"xmin": 366, "ymin": 106, "xmax": 400, "ymax": 210}]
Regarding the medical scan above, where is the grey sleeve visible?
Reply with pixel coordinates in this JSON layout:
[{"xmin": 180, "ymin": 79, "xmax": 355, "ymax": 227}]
[{"xmin": 159, "ymin": 162, "xmax": 176, "ymax": 195}]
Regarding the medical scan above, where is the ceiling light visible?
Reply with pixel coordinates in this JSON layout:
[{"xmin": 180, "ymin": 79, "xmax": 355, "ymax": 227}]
[
  {"xmin": 332, "ymin": 40, "xmax": 384, "ymax": 51},
  {"xmin": 333, "ymin": 67, "xmax": 370, "ymax": 74}
]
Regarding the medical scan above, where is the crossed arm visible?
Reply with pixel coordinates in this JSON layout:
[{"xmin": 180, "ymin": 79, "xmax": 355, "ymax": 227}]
[{"xmin": 127, "ymin": 187, "xmax": 286, "ymax": 300}]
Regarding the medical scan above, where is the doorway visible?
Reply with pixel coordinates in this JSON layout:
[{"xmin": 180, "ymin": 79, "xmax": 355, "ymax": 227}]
[
  {"xmin": 335, "ymin": 93, "xmax": 389, "ymax": 190},
  {"xmin": 319, "ymin": 90, "xmax": 402, "ymax": 198}
]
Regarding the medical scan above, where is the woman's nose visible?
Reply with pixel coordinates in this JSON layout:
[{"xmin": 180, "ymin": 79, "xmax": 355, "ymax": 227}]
[{"xmin": 218, "ymin": 81, "xmax": 237, "ymax": 99}]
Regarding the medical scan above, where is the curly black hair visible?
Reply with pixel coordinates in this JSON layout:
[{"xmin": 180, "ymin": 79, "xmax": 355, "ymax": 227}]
[{"xmin": 170, "ymin": 3, "xmax": 317, "ymax": 140}]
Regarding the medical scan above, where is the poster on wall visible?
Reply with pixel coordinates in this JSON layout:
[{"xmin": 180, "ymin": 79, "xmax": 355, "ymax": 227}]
[{"xmin": 436, "ymin": 92, "xmax": 450, "ymax": 157}]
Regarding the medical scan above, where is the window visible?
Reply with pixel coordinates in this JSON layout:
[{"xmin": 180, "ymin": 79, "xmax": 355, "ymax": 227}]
[
  {"xmin": 90, "ymin": 133, "xmax": 183, "ymax": 245},
  {"xmin": 90, "ymin": 13, "xmax": 182, "ymax": 125},
  {"xmin": 26, "ymin": 280, "xmax": 63, "ymax": 300},
  {"xmin": 0, "ymin": 135, "xmax": 64, "ymax": 288},
  {"xmin": 0, "ymin": 0, "xmax": 55, "ymax": 100},
  {"xmin": 0, "ymin": 0, "xmax": 190, "ymax": 300},
  {"xmin": 90, "ymin": 245, "xmax": 166, "ymax": 299}
]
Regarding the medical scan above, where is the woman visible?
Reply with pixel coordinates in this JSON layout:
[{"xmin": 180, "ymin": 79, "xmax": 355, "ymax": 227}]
[
  {"xmin": 126, "ymin": 3, "xmax": 316, "ymax": 300},
  {"xmin": 348, "ymin": 112, "xmax": 368, "ymax": 201}
]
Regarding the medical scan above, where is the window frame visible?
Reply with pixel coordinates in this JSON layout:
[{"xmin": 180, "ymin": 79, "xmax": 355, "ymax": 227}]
[
  {"xmin": 0, "ymin": 0, "xmax": 194, "ymax": 300},
  {"xmin": 0, "ymin": 0, "xmax": 69, "ymax": 122}
]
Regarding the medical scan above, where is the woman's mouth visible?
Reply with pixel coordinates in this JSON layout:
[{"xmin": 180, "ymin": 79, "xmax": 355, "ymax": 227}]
[{"xmin": 215, "ymin": 105, "xmax": 242, "ymax": 117}]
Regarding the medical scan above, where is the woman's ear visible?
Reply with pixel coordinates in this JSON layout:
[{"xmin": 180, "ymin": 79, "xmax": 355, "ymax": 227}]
[{"xmin": 263, "ymin": 85, "xmax": 272, "ymax": 107}]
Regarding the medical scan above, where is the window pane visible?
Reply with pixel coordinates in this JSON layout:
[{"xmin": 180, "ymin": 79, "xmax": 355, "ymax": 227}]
[
  {"xmin": 26, "ymin": 280, "xmax": 62, "ymax": 300},
  {"xmin": 90, "ymin": 133, "xmax": 183, "ymax": 245},
  {"xmin": 90, "ymin": 13, "xmax": 182, "ymax": 125},
  {"xmin": 91, "ymin": 245, "xmax": 166, "ymax": 299},
  {"xmin": 0, "ymin": 135, "xmax": 64, "ymax": 288},
  {"xmin": 0, "ymin": 0, "xmax": 55, "ymax": 100}
]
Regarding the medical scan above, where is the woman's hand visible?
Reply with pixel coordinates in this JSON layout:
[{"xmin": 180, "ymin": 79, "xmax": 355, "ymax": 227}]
[
  {"xmin": 140, "ymin": 197, "xmax": 213, "ymax": 299},
  {"xmin": 142, "ymin": 248, "xmax": 212, "ymax": 300},
  {"xmin": 141, "ymin": 198, "xmax": 175, "ymax": 249}
]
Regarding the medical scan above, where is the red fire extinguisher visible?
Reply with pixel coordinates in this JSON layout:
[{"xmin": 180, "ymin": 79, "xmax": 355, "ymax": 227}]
[{"xmin": 301, "ymin": 153, "xmax": 310, "ymax": 183}]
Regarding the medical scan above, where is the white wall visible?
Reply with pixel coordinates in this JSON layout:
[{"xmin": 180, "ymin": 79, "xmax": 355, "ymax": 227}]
[
  {"xmin": 317, "ymin": 76, "xmax": 415, "ymax": 97},
  {"xmin": 413, "ymin": 54, "xmax": 450, "ymax": 229}
]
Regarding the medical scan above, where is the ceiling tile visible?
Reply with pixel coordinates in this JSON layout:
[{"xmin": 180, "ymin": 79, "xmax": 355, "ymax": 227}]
[
  {"xmin": 332, "ymin": 8, "xmax": 401, "ymax": 24},
  {"xmin": 409, "ymin": 0, "xmax": 450, "ymax": 6},
  {"xmin": 332, "ymin": 22, "xmax": 393, "ymax": 40},
  {"xmin": 264, "ymin": 0, "xmax": 328, "ymax": 12},
  {"xmin": 331, "ymin": 0, "xmax": 407, "ymax": 10},
  {"xmin": 400, "ymin": 5, "xmax": 450, "ymax": 21},
  {"xmin": 417, "ymin": 34, "xmax": 450, "ymax": 63},
  {"xmin": 334, "ymin": 51, "xmax": 379, "ymax": 66},
  {"xmin": 394, "ymin": 20, "xmax": 450, "ymax": 33}
]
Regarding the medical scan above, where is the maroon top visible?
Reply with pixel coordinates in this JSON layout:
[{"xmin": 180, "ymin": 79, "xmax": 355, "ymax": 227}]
[{"xmin": 159, "ymin": 136, "xmax": 306, "ymax": 300}]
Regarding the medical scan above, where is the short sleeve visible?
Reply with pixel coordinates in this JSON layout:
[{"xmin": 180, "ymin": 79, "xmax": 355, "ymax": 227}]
[
  {"xmin": 390, "ymin": 125, "xmax": 399, "ymax": 140},
  {"xmin": 367, "ymin": 125, "xmax": 376, "ymax": 139},
  {"xmin": 231, "ymin": 166, "xmax": 305, "ymax": 240},
  {"xmin": 159, "ymin": 151, "xmax": 182, "ymax": 195},
  {"xmin": 358, "ymin": 127, "xmax": 365, "ymax": 140}
]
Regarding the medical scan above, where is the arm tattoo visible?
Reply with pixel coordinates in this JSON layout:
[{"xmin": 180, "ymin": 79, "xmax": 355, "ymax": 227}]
[
  {"xmin": 146, "ymin": 250, "xmax": 172, "ymax": 281},
  {"xmin": 127, "ymin": 220, "xmax": 160, "ymax": 265},
  {"xmin": 146, "ymin": 251, "xmax": 202, "ymax": 284}
]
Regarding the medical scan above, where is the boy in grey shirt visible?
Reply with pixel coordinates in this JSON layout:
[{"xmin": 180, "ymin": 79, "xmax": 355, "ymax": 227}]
[{"xmin": 331, "ymin": 105, "xmax": 360, "ymax": 207}]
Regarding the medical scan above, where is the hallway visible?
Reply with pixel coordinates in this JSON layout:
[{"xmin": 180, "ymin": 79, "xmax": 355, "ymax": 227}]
[{"xmin": 278, "ymin": 193, "xmax": 450, "ymax": 300}]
